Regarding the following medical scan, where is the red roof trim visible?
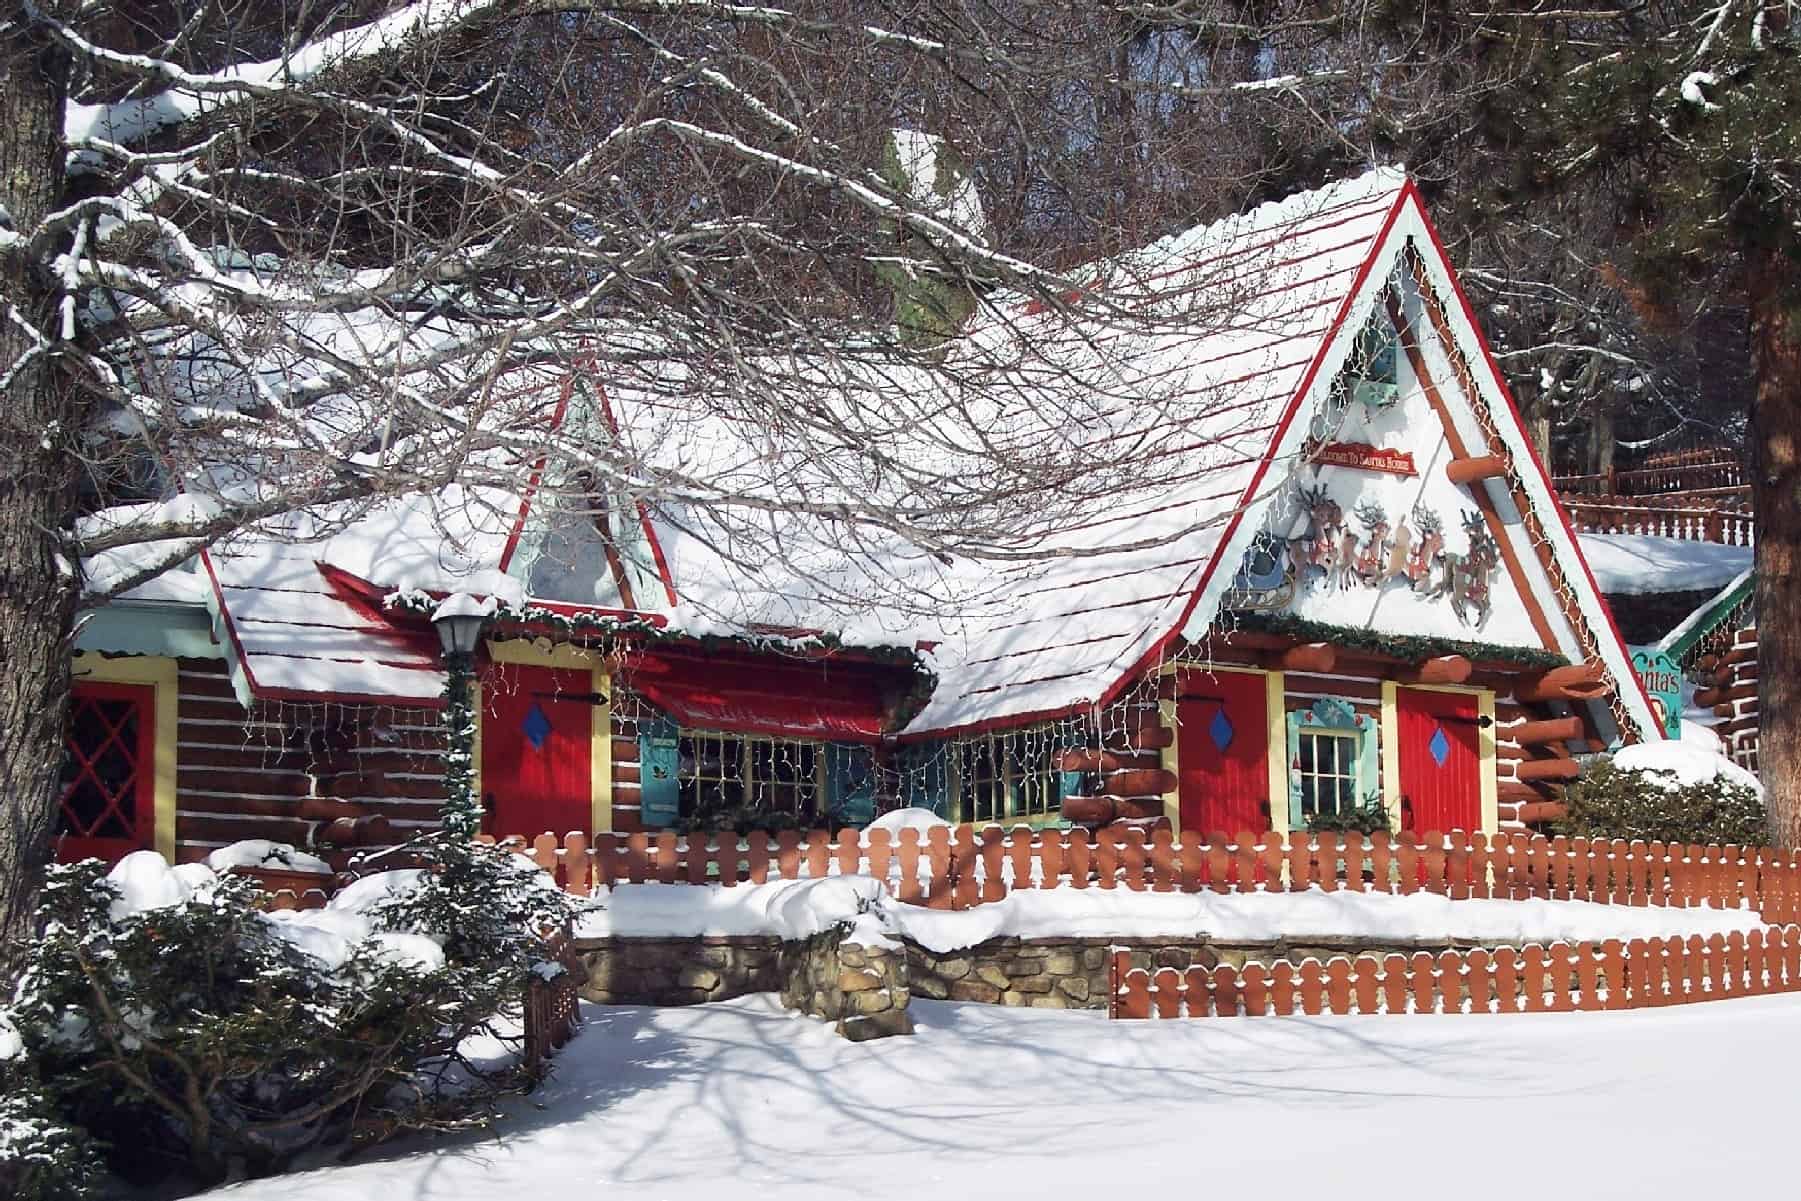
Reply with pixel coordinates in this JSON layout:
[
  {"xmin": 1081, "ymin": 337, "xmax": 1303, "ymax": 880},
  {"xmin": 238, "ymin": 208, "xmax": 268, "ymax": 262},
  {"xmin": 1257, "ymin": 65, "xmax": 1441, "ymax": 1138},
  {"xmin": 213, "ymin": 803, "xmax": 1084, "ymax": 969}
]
[
  {"xmin": 497, "ymin": 371, "xmax": 576, "ymax": 574},
  {"xmin": 904, "ymin": 185, "xmax": 1414, "ymax": 744},
  {"xmin": 1402, "ymin": 182, "xmax": 1661, "ymax": 734},
  {"xmin": 198, "ymin": 549, "xmax": 266, "ymax": 700}
]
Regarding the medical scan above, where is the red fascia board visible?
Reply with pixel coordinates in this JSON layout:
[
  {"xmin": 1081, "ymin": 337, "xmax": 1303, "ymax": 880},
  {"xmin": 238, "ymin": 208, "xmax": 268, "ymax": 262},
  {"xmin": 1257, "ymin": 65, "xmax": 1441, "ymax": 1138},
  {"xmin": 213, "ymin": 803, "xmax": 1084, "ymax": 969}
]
[
  {"xmin": 1402, "ymin": 183, "xmax": 1662, "ymax": 736},
  {"xmin": 497, "ymin": 371, "xmax": 576, "ymax": 574},
  {"xmin": 198, "ymin": 548, "xmax": 267, "ymax": 699}
]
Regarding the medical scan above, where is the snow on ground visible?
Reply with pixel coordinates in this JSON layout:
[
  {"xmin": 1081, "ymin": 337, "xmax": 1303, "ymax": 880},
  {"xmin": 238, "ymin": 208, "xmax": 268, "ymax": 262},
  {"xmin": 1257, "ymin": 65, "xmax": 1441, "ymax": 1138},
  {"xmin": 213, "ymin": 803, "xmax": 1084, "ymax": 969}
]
[
  {"xmin": 200, "ymin": 991, "xmax": 1801, "ymax": 1201},
  {"xmin": 1577, "ymin": 532, "xmax": 1752, "ymax": 596},
  {"xmin": 1613, "ymin": 739, "xmax": 1763, "ymax": 794},
  {"xmin": 574, "ymin": 877, "xmax": 1764, "ymax": 949}
]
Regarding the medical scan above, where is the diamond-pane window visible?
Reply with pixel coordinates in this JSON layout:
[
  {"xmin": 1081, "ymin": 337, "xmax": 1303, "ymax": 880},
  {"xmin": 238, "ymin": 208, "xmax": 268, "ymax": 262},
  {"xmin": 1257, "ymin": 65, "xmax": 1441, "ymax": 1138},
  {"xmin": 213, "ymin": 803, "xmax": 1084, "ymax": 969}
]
[
  {"xmin": 59, "ymin": 683, "xmax": 154, "ymax": 862},
  {"xmin": 521, "ymin": 702, "xmax": 553, "ymax": 751},
  {"xmin": 1208, "ymin": 708, "xmax": 1235, "ymax": 752},
  {"xmin": 1428, "ymin": 725, "xmax": 1451, "ymax": 767}
]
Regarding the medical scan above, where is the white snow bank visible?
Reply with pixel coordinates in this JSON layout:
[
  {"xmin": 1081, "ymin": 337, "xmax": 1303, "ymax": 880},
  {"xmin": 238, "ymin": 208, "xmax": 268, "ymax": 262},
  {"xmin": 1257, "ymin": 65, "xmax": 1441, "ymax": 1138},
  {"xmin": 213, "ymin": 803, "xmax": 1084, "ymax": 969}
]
[
  {"xmin": 264, "ymin": 908, "xmax": 446, "ymax": 972},
  {"xmin": 0, "ymin": 1013, "xmax": 22, "ymax": 1062},
  {"xmin": 572, "ymin": 874, "xmax": 1763, "ymax": 951},
  {"xmin": 1577, "ymin": 533, "xmax": 1752, "ymax": 596},
  {"xmin": 574, "ymin": 876, "xmax": 885, "ymax": 941},
  {"xmin": 106, "ymin": 850, "xmax": 210, "ymax": 920},
  {"xmin": 207, "ymin": 840, "xmax": 333, "ymax": 876},
  {"xmin": 1612, "ymin": 740, "xmax": 1762, "ymax": 794},
  {"xmin": 100, "ymin": 853, "xmax": 444, "ymax": 972},
  {"xmin": 864, "ymin": 807, "xmax": 952, "ymax": 841},
  {"xmin": 327, "ymin": 869, "xmax": 429, "ymax": 915},
  {"xmin": 884, "ymin": 886, "xmax": 1765, "ymax": 952},
  {"xmin": 1678, "ymin": 719, "xmax": 1722, "ymax": 753}
]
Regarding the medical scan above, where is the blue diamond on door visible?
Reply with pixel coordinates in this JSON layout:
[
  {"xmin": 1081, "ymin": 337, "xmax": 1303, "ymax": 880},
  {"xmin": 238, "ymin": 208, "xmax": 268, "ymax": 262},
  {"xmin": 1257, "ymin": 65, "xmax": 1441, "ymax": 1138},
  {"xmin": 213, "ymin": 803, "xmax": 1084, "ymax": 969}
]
[
  {"xmin": 1428, "ymin": 725, "xmax": 1451, "ymax": 767},
  {"xmin": 521, "ymin": 702, "xmax": 553, "ymax": 751},
  {"xmin": 1209, "ymin": 708, "xmax": 1234, "ymax": 752}
]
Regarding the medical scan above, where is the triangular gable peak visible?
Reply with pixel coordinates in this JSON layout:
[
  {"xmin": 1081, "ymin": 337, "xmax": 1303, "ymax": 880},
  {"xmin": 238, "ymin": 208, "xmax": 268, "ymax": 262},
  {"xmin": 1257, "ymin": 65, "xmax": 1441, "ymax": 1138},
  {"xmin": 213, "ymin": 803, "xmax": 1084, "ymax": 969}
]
[{"xmin": 1173, "ymin": 184, "xmax": 1660, "ymax": 745}]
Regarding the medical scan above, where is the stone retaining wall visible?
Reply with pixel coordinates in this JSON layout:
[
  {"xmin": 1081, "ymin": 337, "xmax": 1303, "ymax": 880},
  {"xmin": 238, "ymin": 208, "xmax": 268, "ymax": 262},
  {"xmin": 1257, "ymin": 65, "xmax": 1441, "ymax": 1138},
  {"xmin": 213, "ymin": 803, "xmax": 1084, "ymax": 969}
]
[
  {"xmin": 573, "ymin": 935, "xmax": 782, "ymax": 1006},
  {"xmin": 780, "ymin": 932, "xmax": 913, "ymax": 1041},
  {"xmin": 572, "ymin": 929, "xmax": 1489, "ymax": 1024},
  {"xmin": 907, "ymin": 936, "xmax": 1490, "ymax": 1011}
]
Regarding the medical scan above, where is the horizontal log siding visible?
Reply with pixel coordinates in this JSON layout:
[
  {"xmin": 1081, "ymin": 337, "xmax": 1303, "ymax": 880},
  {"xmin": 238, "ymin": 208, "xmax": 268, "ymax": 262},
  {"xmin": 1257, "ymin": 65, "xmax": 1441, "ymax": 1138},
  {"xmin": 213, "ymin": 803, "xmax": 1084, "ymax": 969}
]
[{"xmin": 173, "ymin": 658, "xmax": 447, "ymax": 862}]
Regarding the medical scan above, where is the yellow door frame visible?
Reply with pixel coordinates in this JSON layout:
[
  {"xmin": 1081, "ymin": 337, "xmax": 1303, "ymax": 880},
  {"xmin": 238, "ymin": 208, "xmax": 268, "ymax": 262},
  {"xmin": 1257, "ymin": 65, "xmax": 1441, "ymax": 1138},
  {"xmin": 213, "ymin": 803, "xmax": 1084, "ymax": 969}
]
[
  {"xmin": 1381, "ymin": 680, "xmax": 1498, "ymax": 836},
  {"xmin": 70, "ymin": 652, "xmax": 179, "ymax": 861},
  {"xmin": 1160, "ymin": 663, "xmax": 1285, "ymax": 840},
  {"xmin": 481, "ymin": 638, "xmax": 614, "ymax": 834}
]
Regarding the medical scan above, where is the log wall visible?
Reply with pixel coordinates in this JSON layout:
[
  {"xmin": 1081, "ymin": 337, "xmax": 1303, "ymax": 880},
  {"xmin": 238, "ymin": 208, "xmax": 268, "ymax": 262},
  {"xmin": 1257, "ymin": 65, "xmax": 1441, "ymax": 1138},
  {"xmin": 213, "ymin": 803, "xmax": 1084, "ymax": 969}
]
[{"xmin": 172, "ymin": 658, "xmax": 446, "ymax": 864}]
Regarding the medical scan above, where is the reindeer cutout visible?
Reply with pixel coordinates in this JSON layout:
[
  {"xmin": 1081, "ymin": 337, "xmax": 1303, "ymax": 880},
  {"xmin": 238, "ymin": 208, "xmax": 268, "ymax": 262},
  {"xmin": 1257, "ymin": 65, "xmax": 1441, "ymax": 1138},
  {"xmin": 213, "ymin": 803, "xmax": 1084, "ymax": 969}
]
[
  {"xmin": 1350, "ymin": 499, "xmax": 1390, "ymax": 587},
  {"xmin": 1428, "ymin": 510, "xmax": 1499, "ymax": 627},
  {"xmin": 1405, "ymin": 506, "xmax": 1444, "ymax": 590},
  {"xmin": 1295, "ymin": 484, "xmax": 1344, "ymax": 587}
]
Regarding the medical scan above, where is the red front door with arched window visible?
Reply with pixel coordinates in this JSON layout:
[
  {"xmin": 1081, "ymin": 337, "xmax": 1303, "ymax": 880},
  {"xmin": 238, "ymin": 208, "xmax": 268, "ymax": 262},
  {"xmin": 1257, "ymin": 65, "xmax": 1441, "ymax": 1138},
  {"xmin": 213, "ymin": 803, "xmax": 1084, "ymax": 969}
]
[{"xmin": 58, "ymin": 681, "xmax": 157, "ymax": 864}]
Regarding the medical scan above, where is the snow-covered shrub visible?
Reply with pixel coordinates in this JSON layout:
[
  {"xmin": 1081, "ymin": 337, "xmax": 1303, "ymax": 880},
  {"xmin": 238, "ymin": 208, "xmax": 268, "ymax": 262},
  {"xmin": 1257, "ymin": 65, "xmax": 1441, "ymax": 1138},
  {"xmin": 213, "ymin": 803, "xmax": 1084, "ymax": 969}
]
[
  {"xmin": 1558, "ymin": 759, "xmax": 1767, "ymax": 847},
  {"xmin": 0, "ymin": 1064, "xmax": 103, "ymax": 1201},
  {"xmin": 0, "ymin": 834, "xmax": 579, "ymax": 1189}
]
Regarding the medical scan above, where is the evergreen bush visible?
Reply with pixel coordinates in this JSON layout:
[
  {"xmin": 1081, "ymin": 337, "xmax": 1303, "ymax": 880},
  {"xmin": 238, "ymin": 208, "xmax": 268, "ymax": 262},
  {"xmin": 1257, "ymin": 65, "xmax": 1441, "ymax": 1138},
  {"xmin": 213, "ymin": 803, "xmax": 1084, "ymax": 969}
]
[
  {"xmin": 1557, "ymin": 759, "xmax": 1766, "ymax": 847},
  {"xmin": 1305, "ymin": 794, "xmax": 1392, "ymax": 837},
  {"xmin": 0, "ymin": 834, "xmax": 578, "ymax": 1192}
]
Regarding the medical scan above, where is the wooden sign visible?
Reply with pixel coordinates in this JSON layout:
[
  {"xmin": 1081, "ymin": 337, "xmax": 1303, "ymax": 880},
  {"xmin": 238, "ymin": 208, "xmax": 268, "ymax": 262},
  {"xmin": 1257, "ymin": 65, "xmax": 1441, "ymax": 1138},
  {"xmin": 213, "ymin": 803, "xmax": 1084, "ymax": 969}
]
[
  {"xmin": 1313, "ymin": 441, "xmax": 1418, "ymax": 476},
  {"xmin": 1631, "ymin": 648, "xmax": 1683, "ymax": 738}
]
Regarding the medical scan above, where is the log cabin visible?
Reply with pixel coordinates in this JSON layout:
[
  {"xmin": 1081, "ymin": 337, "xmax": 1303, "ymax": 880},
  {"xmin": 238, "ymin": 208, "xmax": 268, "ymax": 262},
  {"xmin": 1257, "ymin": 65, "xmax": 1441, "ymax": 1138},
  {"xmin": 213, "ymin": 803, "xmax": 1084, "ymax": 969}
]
[{"xmin": 59, "ymin": 169, "xmax": 1662, "ymax": 869}]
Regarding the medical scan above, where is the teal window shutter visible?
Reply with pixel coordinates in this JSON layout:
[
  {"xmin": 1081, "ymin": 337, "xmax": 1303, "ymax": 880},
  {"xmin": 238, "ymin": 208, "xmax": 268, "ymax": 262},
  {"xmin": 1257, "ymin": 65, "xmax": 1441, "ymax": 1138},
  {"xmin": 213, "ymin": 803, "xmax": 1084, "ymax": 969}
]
[
  {"xmin": 826, "ymin": 743, "xmax": 876, "ymax": 827},
  {"xmin": 638, "ymin": 713, "xmax": 681, "ymax": 828},
  {"xmin": 1056, "ymin": 726, "xmax": 1086, "ymax": 806}
]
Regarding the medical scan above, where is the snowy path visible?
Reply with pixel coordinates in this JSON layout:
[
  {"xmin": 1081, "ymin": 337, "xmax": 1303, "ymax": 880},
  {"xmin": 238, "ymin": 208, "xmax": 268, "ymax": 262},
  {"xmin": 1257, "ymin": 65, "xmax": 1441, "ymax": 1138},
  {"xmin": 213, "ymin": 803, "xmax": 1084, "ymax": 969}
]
[{"xmin": 208, "ymin": 994, "xmax": 1799, "ymax": 1199}]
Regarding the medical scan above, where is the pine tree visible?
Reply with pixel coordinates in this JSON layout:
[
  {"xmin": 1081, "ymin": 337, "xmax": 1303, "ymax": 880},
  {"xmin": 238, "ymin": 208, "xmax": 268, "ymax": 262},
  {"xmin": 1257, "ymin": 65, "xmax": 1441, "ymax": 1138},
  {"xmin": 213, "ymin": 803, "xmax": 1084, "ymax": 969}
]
[{"xmin": 1525, "ymin": 2, "xmax": 1801, "ymax": 843}]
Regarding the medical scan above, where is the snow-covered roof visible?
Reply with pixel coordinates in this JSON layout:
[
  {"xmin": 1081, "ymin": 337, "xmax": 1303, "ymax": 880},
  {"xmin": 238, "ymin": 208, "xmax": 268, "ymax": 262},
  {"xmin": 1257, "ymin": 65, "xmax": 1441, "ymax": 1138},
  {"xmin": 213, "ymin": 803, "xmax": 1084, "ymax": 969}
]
[
  {"xmin": 1578, "ymin": 533, "xmax": 1753, "ymax": 597},
  {"xmin": 127, "ymin": 167, "xmax": 1657, "ymax": 741}
]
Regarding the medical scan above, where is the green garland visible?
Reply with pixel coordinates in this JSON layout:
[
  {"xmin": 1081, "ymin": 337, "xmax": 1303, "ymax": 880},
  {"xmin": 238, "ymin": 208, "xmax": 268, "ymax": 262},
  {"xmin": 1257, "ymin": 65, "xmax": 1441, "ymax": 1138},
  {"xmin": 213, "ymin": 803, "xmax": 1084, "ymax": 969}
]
[
  {"xmin": 384, "ymin": 590, "xmax": 925, "ymax": 670},
  {"xmin": 439, "ymin": 653, "xmax": 481, "ymax": 841},
  {"xmin": 1221, "ymin": 611, "xmax": 1569, "ymax": 669}
]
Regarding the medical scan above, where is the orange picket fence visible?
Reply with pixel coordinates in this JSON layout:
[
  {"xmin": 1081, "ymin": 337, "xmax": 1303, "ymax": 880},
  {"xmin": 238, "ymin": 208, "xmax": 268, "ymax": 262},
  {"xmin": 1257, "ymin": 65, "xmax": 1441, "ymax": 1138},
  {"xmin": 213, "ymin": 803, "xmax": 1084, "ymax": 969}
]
[
  {"xmin": 493, "ymin": 827, "xmax": 1801, "ymax": 924},
  {"xmin": 1108, "ymin": 926, "xmax": 1801, "ymax": 1017}
]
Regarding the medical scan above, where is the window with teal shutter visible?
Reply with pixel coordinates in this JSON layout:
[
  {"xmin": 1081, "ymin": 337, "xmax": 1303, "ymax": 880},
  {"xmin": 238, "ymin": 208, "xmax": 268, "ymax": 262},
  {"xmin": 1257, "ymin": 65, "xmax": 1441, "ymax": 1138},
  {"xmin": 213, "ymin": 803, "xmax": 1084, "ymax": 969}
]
[
  {"xmin": 825, "ymin": 743, "xmax": 876, "ymax": 827},
  {"xmin": 899, "ymin": 743, "xmax": 951, "ymax": 816},
  {"xmin": 638, "ymin": 713, "xmax": 681, "ymax": 828},
  {"xmin": 1056, "ymin": 726, "xmax": 1087, "ymax": 813}
]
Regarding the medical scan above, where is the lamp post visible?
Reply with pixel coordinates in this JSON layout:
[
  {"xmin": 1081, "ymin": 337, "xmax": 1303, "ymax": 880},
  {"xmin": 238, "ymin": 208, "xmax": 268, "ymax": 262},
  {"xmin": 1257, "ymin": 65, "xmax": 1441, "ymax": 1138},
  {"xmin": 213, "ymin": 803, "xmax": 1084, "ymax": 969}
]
[{"xmin": 432, "ymin": 596, "xmax": 491, "ymax": 843}]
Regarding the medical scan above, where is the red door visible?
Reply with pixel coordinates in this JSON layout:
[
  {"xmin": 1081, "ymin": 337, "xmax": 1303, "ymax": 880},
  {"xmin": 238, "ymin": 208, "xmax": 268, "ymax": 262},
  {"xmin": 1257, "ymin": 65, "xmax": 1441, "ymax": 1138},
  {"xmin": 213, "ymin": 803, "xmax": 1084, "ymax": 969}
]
[
  {"xmin": 482, "ymin": 664, "xmax": 593, "ymax": 840},
  {"xmin": 1177, "ymin": 670, "xmax": 1270, "ymax": 838},
  {"xmin": 1395, "ymin": 687, "xmax": 1482, "ymax": 834},
  {"xmin": 59, "ymin": 682, "xmax": 157, "ymax": 864}
]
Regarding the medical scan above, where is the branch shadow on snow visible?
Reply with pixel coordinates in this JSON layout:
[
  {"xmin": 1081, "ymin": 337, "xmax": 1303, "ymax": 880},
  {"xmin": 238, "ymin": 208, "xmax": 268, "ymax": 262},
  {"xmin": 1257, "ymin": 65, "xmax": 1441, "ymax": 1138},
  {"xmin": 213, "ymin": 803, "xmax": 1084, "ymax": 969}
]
[{"xmin": 278, "ymin": 992, "xmax": 1615, "ymax": 1200}]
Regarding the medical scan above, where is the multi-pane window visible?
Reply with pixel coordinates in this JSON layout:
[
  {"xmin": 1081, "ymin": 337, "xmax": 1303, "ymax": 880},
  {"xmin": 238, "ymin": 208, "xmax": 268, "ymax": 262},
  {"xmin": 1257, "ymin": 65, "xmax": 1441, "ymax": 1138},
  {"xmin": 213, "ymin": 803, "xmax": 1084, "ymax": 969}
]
[
  {"xmin": 677, "ymin": 731, "xmax": 820, "ymax": 822},
  {"xmin": 953, "ymin": 732, "xmax": 1061, "ymax": 825},
  {"xmin": 59, "ymin": 683, "xmax": 154, "ymax": 862},
  {"xmin": 1295, "ymin": 728, "xmax": 1360, "ymax": 820}
]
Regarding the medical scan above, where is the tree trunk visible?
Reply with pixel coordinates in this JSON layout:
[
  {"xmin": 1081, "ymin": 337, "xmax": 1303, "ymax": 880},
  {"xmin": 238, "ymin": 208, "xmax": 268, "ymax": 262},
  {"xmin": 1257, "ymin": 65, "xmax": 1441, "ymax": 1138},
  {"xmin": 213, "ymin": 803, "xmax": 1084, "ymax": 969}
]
[
  {"xmin": 0, "ymin": 21, "xmax": 79, "ymax": 962},
  {"xmin": 1588, "ymin": 397, "xmax": 1616, "ymax": 480},
  {"xmin": 1748, "ymin": 251, "xmax": 1801, "ymax": 848}
]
